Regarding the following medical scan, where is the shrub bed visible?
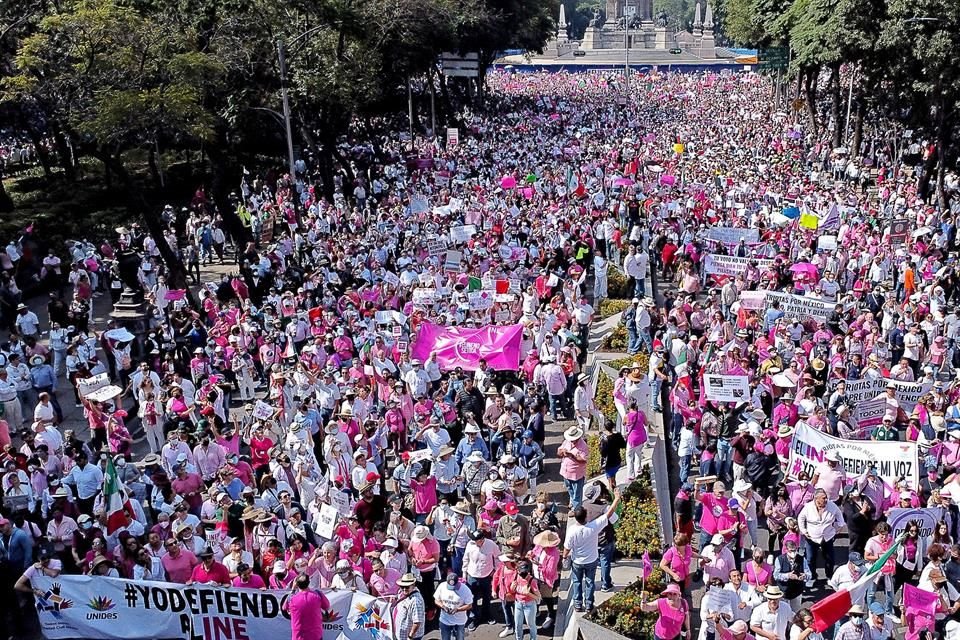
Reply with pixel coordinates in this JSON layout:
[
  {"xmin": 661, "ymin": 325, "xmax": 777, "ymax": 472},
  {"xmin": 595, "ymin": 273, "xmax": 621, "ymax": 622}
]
[{"xmin": 597, "ymin": 298, "xmax": 630, "ymax": 320}]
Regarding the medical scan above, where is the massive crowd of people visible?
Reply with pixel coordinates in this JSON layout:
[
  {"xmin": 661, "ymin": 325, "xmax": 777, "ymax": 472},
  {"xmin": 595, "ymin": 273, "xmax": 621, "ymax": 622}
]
[{"xmin": 1, "ymin": 67, "xmax": 960, "ymax": 640}]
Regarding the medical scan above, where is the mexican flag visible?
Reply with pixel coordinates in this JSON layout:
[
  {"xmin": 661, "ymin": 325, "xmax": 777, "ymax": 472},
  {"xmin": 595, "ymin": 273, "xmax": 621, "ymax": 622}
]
[
  {"xmin": 467, "ymin": 277, "xmax": 482, "ymax": 292},
  {"xmin": 810, "ymin": 535, "xmax": 904, "ymax": 631},
  {"xmin": 103, "ymin": 457, "xmax": 132, "ymax": 535}
]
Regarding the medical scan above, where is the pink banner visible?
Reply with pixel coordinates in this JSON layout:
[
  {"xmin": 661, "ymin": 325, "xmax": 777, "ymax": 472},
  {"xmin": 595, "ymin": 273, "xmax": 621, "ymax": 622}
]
[
  {"xmin": 904, "ymin": 584, "xmax": 938, "ymax": 640},
  {"xmin": 411, "ymin": 322, "xmax": 523, "ymax": 371}
]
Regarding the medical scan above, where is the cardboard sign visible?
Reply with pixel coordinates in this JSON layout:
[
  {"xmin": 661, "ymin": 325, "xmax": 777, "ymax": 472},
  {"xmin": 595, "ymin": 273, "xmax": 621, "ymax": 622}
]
[
  {"xmin": 738, "ymin": 290, "xmax": 767, "ymax": 310},
  {"xmin": 427, "ymin": 238, "xmax": 445, "ymax": 257},
  {"xmin": 408, "ymin": 449, "xmax": 434, "ymax": 464},
  {"xmin": 890, "ymin": 219, "xmax": 909, "ymax": 245},
  {"xmin": 703, "ymin": 374, "xmax": 750, "ymax": 402},
  {"xmin": 449, "ymin": 225, "xmax": 476, "ymax": 244},
  {"xmin": 817, "ymin": 235, "xmax": 837, "ymax": 251},
  {"xmin": 314, "ymin": 503, "xmax": 339, "ymax": 540},
  {"xmin": 468, "ymin": 290, "xmax": 494, "ymax": 310},
  {"xmin": 704, "ymin": 227, "xmax": 759, "ymax": 244},
  {"xmin": 252, "ymin": 400, "xmax": 275, "ymax": 421},
  {"xmin": 78, "ymin": 373, "xmax": 110, "ymax": 398},
  {"xmin": 382, "ymin": 271, "xmax": 400, "ymax": 287},
  {"xmin": 495, "ymin": 309, "xmax": 511, "ymax": 323},
  {"xmin": 446, "ymin": 128, "xmax": 459, "ymax": 146},
  {"xmin": 443, "ymin": 250, "xmax": 462, "ymax": 272},
  {"xmin": 412, "ymin": 288, "xmax": 437, "ymax": 306},
  {"xmin": 410, "ymin": 194, "xmax": 430, "ymax": 214}
]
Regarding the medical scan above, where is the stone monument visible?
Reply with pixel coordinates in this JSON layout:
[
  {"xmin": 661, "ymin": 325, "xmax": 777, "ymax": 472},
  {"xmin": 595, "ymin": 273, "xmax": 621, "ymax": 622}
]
[{"xmin": 699, "ymin": 0, "xmax": 717, "ymax": 58}]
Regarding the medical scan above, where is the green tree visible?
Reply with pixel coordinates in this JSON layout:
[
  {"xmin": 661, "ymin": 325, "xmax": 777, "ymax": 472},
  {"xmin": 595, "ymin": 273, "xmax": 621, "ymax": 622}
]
[
  {"xmin": 4, "ymin": 0, "xmax": 224, "ymax": 287},
  {"xmin": 879, "ymin": 0, "xmax": 960, "ymax": 208}
]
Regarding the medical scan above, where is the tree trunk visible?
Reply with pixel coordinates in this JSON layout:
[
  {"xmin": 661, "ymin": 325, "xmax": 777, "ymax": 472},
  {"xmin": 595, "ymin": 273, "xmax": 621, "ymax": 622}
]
[
  {"xmin": 147, "ymin": 146, "xmax": 163, "ymax": 189},
  {"xmin": 804, "ymin": 69, "xmax": 819, "ymax": 136},
  {"xmin": 205, "ymin": 141, "xmax": 252, "ymax": 254},
  {"xmin": 829, "ymin": 64, "xmax": 842, "ymax": 148},
  {"xmin": 935, "ymin": 101, "xmax": 948, "ymax": 211},
  {"xmin": 50, "ymin": 122, "xmax": 76, "ymax": 182},
  {"xmin": 851, "ymin": 102, "xmax": 864, "ymax": 158},
  {"xmin": 24, "ymin": 126, "xmax": 53, "ymax": 178},
  {"xmin": 0, "ymin": 170, "xmax": 14, "ymax": 213},
  {"xmin": 97, "ymin": 150, "xmax": 195, "ymax": 305}
]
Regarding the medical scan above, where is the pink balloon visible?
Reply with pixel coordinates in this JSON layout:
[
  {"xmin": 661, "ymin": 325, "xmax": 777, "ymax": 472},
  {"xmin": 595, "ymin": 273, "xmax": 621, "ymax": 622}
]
[
  {"xmin": 660, "ymin": 175, "xmax": 676, "ymax": 186},
  {"xmin": 501, "ymin": 176, "xmax": 517, "ymax": 189}
]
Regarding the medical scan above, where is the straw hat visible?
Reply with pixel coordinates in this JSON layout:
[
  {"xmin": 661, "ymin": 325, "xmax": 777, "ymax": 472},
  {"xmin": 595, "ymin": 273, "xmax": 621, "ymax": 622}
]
[
  {"xmin": 452, "ymin": 500, "xmax": 472, "ymax": 516},
  {"xmin": 533, "ymin": 530, "xmax": 561, "ymax": 548},
  {"xmin": 564, "ymin": 426, "xmax": 584, "ymax": 441},
  {"xmin": 764, "ymin": 586, "xmax": 784, "ymax": 600},
  {"xmin": 397, "ymin": 573, "xmax": 418, "ymax": 587},
  {"xmin": 411, "ymin": 525, "xmax": 431, "ymax": 542}
]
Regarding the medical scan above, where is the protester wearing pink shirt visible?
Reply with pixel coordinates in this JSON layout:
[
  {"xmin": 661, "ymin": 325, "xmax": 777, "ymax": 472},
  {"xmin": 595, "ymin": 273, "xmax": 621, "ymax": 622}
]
[
  {"xmin": 284, "ymin": 574, "xmax": 331, "ymax": 640},
  {"xmin": 557, "ymin": 426, "xmax": 588, "ymax": 508},
  {"xmin": 695, "ymin": 480, "xmax": 730, "ymax": 550},
  {"xmin": 811, "ymin": 451, "xmax": 847, "ymax": 501}
]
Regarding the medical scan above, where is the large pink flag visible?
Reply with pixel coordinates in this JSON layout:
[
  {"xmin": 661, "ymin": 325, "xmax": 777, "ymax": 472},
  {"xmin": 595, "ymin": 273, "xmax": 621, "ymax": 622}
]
[
  {"xmin": 411, "ymin": 322, "xmax": 523, "ymax": 371},
  {"xmin": 903, "ymin": 584, "xmax": 938, "ymax": 640}
]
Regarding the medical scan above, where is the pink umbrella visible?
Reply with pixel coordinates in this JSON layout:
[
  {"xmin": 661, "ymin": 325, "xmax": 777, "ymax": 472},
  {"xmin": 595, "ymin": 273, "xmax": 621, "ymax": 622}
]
[
  {"xmin": 521, "ymin": 187, "xmax": 534, "ymax": 199},
  {"xmin": 789, "ymin": 263, "xmax": 819, "ymax": 279},
  {"xmin": 614, "ymin": 177, "xmax": 635, "ymax": 187},
  {"xmin": 500, "ymin": 176, "xmax": 516, "ymax": 189},
  {"xmin": 660, "ymin": 174, "xmax": 676, "ymax": 186}
]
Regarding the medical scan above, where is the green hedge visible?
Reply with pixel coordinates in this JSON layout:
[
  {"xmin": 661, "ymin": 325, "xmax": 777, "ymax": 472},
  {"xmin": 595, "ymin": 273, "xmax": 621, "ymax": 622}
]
[
  {"xmin": 598, "ymin": 298, "xmax": 631, "ymax": 319},
  {"xmin": 586, "ymin": 470, "xmax": 667, "ymax": 638},
  {"xmin": 607, "ymin": 267, "xmax": 632, "ymax": 299}
]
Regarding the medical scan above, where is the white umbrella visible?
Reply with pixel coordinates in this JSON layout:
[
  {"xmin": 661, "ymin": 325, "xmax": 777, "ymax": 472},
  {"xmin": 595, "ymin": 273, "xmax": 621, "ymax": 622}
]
[
  {"xmin": 912, "ymin": 226, "xmax": 933, "ymax": 238},
  {"xmin": 771, "ymin": 373, "xmax": 795, "ymax": 388}
]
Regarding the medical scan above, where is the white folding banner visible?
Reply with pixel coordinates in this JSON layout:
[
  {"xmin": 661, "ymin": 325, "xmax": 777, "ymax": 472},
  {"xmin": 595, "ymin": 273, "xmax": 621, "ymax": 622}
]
[{"xmin": 787, "ymin": 423, "xmax": 918, "ymax": 487}]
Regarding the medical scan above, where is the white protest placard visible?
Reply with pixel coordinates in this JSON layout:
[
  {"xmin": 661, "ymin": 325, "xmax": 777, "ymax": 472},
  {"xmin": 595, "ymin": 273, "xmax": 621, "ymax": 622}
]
[
  {"xmin": 314, "ymin": 503, "xmax": 339, "ymax": 540},
  {"xmin": 764, "ymin": 291, "xmax": 836, "ymax": 322},
  {"xmin": 374, "ymin": 311, "xmax": 394, "ymax": 325},
  {"xmin": 468, "ymin": 290, "xmax": 494, "ymax": 310},
  {"xmin": 703, "ymin": 254, "xmax": 774, "ymax": 277},
  {"xmin": 252, "ymin": 400, "xmax": 274, "ymax": 421},
  {"xmin": 410, "ymin": 194, "xmax": 430, "ymax": 214},
  {"xmin": 408, "ymin": 449, "xmax": 434, "ymax": 464},
  {"xmin": 446, "ymin": 127, "xmax": 459, "ymax": 146},
  {"xmin": 703, "ymin": 374, "xmax": 750, "ymax": 402},
  {"xmin": 383, "ymin": 271, "xmax": 400, "ymax": 287},
  {"xmin": 704, "ymin": 227, "xmax": 759, "ymax": 244},
  {"xmin": 738, "ymin": 290, "xmax": 767, "ymax": 310},
  {"xmin": 495, "ymin": 309, "xmax": 511, "ymax": 323},
  {"xmin": 787, "ymin": 422, "xmax": 918, "ymax": 487},
  {"xmin": 434, "ymin": 173, "xmax": 450, "ymax": 187},
  {"xmin": 427, "ymin": 237, "xmax": 446, "ymax": 256},
  {"xmin": 449, "ymin": 225, "xmax": 470, "ymax": 244},
  {"xmin": 508, "ymin": 279, "xmax": 522, "ymax": 294},
  {"xmin": 78, "ymin": 372, "xmax": 110, "ymax": 398},
  {"xmin": 443, "ymin": 250, "xmax": 462, "ymax": 272},
  {"xmin": 817, "ymin": 235, "xmax": 838, "ymax": 251},
  {"xmin": 412, "ymin": 288, "xmax": 437, "ymax": 306},
  {"xmin": 494, "ymin": 293, "xmax": 516, "ymax": 303},
  {"xmin": 330, "ymin": 489, "xmax": 351, "ymax": 516}
]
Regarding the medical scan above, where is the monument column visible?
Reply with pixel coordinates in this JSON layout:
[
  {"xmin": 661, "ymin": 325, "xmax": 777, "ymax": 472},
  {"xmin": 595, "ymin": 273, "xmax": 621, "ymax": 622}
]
[
  {"xmin": 605, "ymin": 0, "xmax": 619, "ymax": 22},
  {"xmin": 639, "ymin": 0, "xmax": 653, "ymax": 21}
]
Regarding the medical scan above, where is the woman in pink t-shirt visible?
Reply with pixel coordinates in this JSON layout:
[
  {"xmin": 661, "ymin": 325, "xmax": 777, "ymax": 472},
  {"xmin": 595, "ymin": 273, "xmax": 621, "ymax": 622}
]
[
  {"xmin": 640, "ymin": 583, "xmax": 689, "ymax": 640},
  {"xmin": 743, "ymin": 546, "xmax": 773, "ymax": 592},
  {"xmin": 863, "ymin": 522, "xmax": 896, "ymax": 614},
  {"xmin": 660, "ymin": 533, "xmax": 700, "ymax": 590}
]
